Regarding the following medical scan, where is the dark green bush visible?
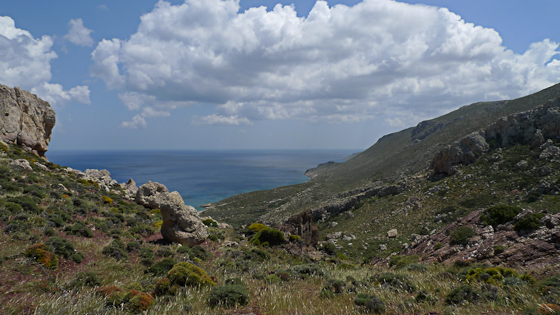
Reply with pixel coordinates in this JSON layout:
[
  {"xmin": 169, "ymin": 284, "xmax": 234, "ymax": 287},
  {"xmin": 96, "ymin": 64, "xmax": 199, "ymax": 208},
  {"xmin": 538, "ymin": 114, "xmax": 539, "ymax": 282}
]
[
  {"xmin": 449, "ymin": 226, "xmax": 476, "ymax": 245},
  {"xmin": 155, "ymin": 247, "xmax": 174, "ymax": 257},
  {"xmin": 494, "ymin": 245, "xmax": 507, "ymax": 255},
  {"xmin": 319, "ymin": 242, "xmax": 337, "ymax": 256},
  {"xmin": 289, "ymin": 264, "xmax": 325, "ymax": 277},
  {"xmin": 514, "ymin": 213, "xmax": 545, "ymax": 231},
  {"xmin": 354, "ymin": 293, "xmax": 386, "ymax": 313},
  {"xmin": 71, "ymin": 271, "xmax": 102, "ymax": 288},
  {"xmin": 376, "ymin": 273, "xmax": 416, "ymax": 293},
  {"xmin": 139, "ymin": 247, "xmax": 155, "ymax": 266},
  {"xmin": 145, "ymin": 258, "xmax": 176, "ymax": 276},
  {"xmin": 242, "ymin": 248, "xmax": 270, "ymax": 262},
  {"xmin": 250, "ymin": 227, "xmax": 285, "ymax": 246},
  {"xmin": 320, "ymin": 286, "xmax": 335, "ymax": 299},
  {"xmin": 102, "ymin": 239, "xmax": 128, "ymax": 261},
  {"xmin": 46, "ymin": 236, "xmax": 83, "ymax": 263},
  {"xmin": 481, "ymin": 205, "xmax": 522, "ymax": 228},
  {"xmin": 202, "ymin": 218, "xmax": 218, "ymax": 227},
  {"xmin": 3, "ymin": 202, "xmax": 23, "ymax": 213},
  {"xmin": 64, "ymin": 221, "xmax": 94, "ymax": 238},
  {"xmin": 445, "ymin": 285, "xmax": 480, "ymax": 305},
  {"xmin": 207, "ymin": 284, "xmax": 249, "ymax": 308},
  {"xmin": 177, "ymin": 245, "xmax": 212, "ymax": 261},
  {"xmin": 7, "ymin": 196, "xmax": 40, "ymax": 214},
  {"xmin": 126, "ymin": 241, "xmax": 141, "ymax": 252},
  {"xmin": 3, "ymin": 221, "xmax": 27, "ymax": 234},
  {"xmin": 225, "ymin": 278, "xmax": 246, "ymax": 286}
]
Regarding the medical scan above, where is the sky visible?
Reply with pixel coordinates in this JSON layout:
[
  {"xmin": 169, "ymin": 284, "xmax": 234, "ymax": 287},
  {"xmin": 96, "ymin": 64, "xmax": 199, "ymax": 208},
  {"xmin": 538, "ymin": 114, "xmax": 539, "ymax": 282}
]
[{"xmin": 1, "ymin": 0, "xmax": 560, "ymax": 152}]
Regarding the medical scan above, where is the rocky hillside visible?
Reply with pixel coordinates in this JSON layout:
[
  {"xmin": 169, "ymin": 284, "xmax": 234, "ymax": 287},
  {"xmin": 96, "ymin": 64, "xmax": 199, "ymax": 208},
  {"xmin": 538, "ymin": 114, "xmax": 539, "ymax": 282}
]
[
  {"xmin": 0, "ymin": 84, "xmax": 56, "ymax": 157},
  {"xmin": 204, "ymin": 83, "xmax": 560, "ymax": 227}
]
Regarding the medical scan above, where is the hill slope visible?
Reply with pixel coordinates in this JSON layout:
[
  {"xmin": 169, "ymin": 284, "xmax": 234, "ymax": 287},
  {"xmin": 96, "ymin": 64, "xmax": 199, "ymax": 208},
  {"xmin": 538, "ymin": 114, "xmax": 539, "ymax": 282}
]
[{"xmin": 204, "ymin": 83, "xmax": 560, "ymax": 226}]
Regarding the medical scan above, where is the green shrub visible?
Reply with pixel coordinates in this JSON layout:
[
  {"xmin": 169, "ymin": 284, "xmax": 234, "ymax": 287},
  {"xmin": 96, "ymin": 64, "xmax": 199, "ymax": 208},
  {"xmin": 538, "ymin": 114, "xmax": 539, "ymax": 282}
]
[
  {"xmin": 354, "ymin": 294, "xmax": 386, "ymax": 314},
  {"xmin": 7, "ymin": 196, "xmax": 40, "ymax": 214},
  {"xmin": 514, "ymin": 213, "xmax": 545, "ymax": 231},
  {"xmin": 155, "ymin": 247, "xmax": 174, "ymax": 257},
  {"xmin": 242, "ymin": 248, "xmax": 270, "ymax": 262},
  {"xmin": 139, "ymin": 247, "xmax": 155, "ymax": 266},
  {"xmin": 248, "ymin": 223, "xmax": 267, "ymax": 232},
  {"xmin": 481, "ymin": 205, "xmax": 522, "ymax": 228},
  {"xmin": 202, "ymin": 218, "xmax": 218, "ymax": 227},
  {"xmin": 102, "ymin": 239, "xmax": 129, "ymax": 261},
  {"xmin": 319, "ymin": 242, "xmax": 337, "ymax": 256},
  {"xmin": 145, "ymin": 258, "xmax": 176, "ymax": 276},
  {"xmin": 3, "ymin": 202, "xmax": 23, "ymax": 213},
  {"xmin": 166, "ymin": 262, "xmax": 216, "ymax": 289},
  {"xmin": 290, "ymin": 264, "xmax": 325, "ymax": 277},
  {"xmin": 46, "ymin": 236, "xmax": 79, "ymax": 260},
  {"xmin": 177, "ymin": 245, "xmax": 212, "ymax": 261},
  {"xmin": 64, "ymin": 221, "xmax": 94, "ymax": 238},
  {"xmin": 494, "ymin": 245, "xmax": 507, "ymax": 255},
  {"xmin": 376, "ymin": 273, "xmax": 416, "ymax": 293},
  {"xmin": 126, "ymin": 241, "xmax": 141, "ymax": 252},
  {"xmin": 250, "ymin": 227, "xmax": 285, "ymax": 246},
  {"xmin": 320, "ymin": 286, "xmax": 335, "ymax": 299},
  {"xmin": 44, "ymin": 227, "xmax": 55, "ymax": 236},
  {"xmin": 207, "ymin": 285, "xmax": 249, "ymax": 308},
  {"xmin": 405, "ymin": 263, "xmax": 428, "ymax": 272},
  {"xmin": 71, "ymin": 271, "xmax": 102, "ymax": 288},
  {"xmin": 445, "ymin": 285, "xmax": 480, "ymax": 305},
  {"xmin": 449, "ymin": 226, "xmax": 475, "ymax": 245}
]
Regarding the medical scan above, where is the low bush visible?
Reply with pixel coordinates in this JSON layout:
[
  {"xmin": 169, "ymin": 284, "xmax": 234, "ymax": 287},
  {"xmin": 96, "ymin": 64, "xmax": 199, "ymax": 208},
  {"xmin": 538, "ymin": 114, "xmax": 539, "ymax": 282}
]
[
  {"xmin": 139, "ymin": 247, "xmax": 155, "ymax": 266},
  {"xmin": 514, "ymin": 213, "xmax": 545, "ymax": 232},
  {"xmin": 481, "ymin": 205, "xmax": 522, "ymax": 228},
  {"xmin": 242, "ymin": 248, "xmax": 270, "ymax": 262},
  {"xmin": 154, "ymin": 262, "xmax": 215, "ymax": 296},
  {"xmin": 46, "ymin": 236, "xmax": 83, "ymax": 263},
  {"xmin": 250, "ymin": 227, "xmax": 285, "ymax": 246},
  {"xmin": 290, "ymin": 264, "xmax": 325, "ymax": 277},
  {"xmin": 177, "ymin": 245, "xmax": 212, "ymax": 261},
  {"xmin": 449, "ymin": 226, "xmax": 475, "ymax": 246},
  {"xmin": 494, "ymin": 245, "xmax": 507, "ymax": 255},
  {"xmin": 354, "ymin": 293, "xmax": 386, "ymax": 314},
  {"xmin": 126, "ymin": 241, "xmax": 141, "ymax": 252},
  {"xmin": 3, "ymin": 202, "xmax": 23, "ymax": 213},
  {"xmin": 445, "ymin": 285, "xmax": 480, "ymax": 305},
  {"xmin": 70, "ymin": 271, "xmax": 102, "ymax": 288},
  {"xmin": 64, "ymin": 221, "xmax": 94, "ymax": 238},
  {"xmin": 248, "ymin": 223, "xmax": 267, "ymax": 232},
  {"xmin": 145, "ymin": 258, "xmax": 176, "ymax": 276},
  {"xmin": 202, "ymin": 218, "xmax": 218, "ymax": 227},
  {"xmin": 102, "ymin": 238, "xmax": 129, "ymax": 261},
  {"xmin": 376, "ymin": 273, "xmax": 416, "ymax": 293},
  {"xmin": 207, "ymin": 285, "xmax": 249, "ymax": 308},
  {"xmin": 155, "ymin": 247, "xmax": 174, "ymax": 258}
]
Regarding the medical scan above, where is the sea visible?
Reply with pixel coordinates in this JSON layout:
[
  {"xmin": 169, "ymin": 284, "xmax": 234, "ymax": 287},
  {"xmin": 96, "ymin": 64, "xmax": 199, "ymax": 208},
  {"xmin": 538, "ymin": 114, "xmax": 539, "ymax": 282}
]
[{"xmin": 46, "ymin": 150, "xmax": 357, "ymax": 210}]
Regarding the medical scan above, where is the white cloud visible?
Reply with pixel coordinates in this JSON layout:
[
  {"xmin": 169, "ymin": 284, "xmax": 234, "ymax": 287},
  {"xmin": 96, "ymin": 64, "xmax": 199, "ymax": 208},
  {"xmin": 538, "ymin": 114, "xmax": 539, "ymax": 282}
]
[
  {"xmin": 0, "ymin": 16, "xmax": 90, "ymax": 107},
  {"xmin": 91, "ymin": 0, "xmax": 560, "ymax": 127},
  {"xmin": 120, "ymin": 115, "xmax": 147, "ymax": 129},
  {"xmin": 195, "ymin": 114, "xmax": 252, "ymax": 125},
  {"xmin": 97, "ymin": 5, "xmax": 109, "ymax": 11},
  {"xmin": 64, "ymin": 18, "xmax": 94, "ymax": 47}
]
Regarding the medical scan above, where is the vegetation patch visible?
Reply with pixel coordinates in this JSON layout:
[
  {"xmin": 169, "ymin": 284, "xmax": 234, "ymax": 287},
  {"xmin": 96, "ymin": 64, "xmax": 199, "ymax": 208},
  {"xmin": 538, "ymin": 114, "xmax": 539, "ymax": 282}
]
[
  {"xmin": 207, "ymin": 284, "xmax": 249, "ymax": 308},
  {"xmin": 449, "ymin": 226, "xmax": 476, "ymax": 245},
  {"xmin": 481, "ymin": 204, "xmax": 522, "ymax": 228}
]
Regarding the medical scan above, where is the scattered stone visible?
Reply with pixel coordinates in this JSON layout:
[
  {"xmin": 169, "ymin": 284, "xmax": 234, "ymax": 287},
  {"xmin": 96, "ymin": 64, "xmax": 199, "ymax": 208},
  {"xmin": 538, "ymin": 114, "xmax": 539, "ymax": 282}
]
[
  {"xmin": 515, "ymin": 160, "xmax": 528, "ymax": 170},
  {"xmin": 387, "ymin": 229, "xmax": 398, "ymax": 238},
  {"xmin": 9, "ymin": 159, "xmax": 32, "ymax": 171},
  {"xmin": 379, "ymin": 244, "xmax": 387, "ymax": 251},
  {"xmin": 330, "ymin": 222, "xmax": 338, "ymax": 228},
  {"xmin": 34, "ymin": 162, "xmax": 49, "ymax": 172}
]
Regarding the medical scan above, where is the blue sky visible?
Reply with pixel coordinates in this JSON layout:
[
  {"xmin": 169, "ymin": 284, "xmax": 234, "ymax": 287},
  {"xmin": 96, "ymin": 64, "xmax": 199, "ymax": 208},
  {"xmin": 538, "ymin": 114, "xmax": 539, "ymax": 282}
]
[{"xmin": 1, "ymin": 0, "xmax": 560, "ymax": 152}]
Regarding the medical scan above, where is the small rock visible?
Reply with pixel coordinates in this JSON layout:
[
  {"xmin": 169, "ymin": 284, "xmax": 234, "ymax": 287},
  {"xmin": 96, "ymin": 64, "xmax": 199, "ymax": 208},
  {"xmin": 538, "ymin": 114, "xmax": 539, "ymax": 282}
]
[
  {"xmin": 34, "ymin": 162, "xmax": 49, "ymax": 172},
  {"xmin": 387, "ymin": 229, "xmax": 398, "ymax": 238},
  {"xmin": 379, "ymin": 244, "xmax": 387, "ymax": 250},
  {"xmin": 330, "ymin": 222, "xmax": 338, "ymax": 228},
  {"xmin": 9, "ymin": 159, "xmax": 32, "ymax": 171},
  {"xmin": 515, "ymin": 160, "xmax": 528, "ymax": 170}
]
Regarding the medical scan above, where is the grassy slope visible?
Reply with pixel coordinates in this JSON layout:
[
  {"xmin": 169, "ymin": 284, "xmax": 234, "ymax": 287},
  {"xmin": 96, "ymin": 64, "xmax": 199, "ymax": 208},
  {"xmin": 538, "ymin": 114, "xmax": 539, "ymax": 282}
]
[{"xmin": 204, "ymin": 83, "xmax": 560, "ymax": 226}]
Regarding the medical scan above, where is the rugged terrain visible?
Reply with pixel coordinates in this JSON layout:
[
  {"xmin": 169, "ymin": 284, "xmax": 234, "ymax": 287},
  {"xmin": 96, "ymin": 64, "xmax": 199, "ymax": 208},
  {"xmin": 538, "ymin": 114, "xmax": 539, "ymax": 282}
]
[
  {"xmin": 1, "ymin": 85, "xmax": 560, "ymax": 314},
  {"xmin": 203, "ymin": 83, "xmax": 560, "ymax": 227}
]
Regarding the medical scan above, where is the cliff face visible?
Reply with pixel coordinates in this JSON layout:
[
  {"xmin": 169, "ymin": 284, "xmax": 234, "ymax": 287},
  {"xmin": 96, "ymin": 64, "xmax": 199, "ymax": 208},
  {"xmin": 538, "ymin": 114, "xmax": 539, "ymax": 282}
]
[{"xmin": 0, "ymin": 84, "xmax": 56, "ymax": 156}]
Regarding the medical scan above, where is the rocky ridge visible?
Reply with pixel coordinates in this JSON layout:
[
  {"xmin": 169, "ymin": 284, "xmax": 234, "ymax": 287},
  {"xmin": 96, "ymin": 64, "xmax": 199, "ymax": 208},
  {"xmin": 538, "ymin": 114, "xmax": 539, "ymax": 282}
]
[
  {"xmin": 0, "ymin": 84, "xmax": 55, "ymax": 157},
  {"xmin": 433, "ymin": 96, "xmax": 560, "ymax": 175}
]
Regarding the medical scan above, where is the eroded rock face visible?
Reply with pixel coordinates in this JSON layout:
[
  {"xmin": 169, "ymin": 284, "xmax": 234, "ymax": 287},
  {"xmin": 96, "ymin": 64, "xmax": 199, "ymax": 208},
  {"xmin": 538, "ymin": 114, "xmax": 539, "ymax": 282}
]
[
  {"xmin": 433, "ymin": 97, "xmax": 560, "ymax": 175},
  {"xmin": 280, "ymin": 210, "xmax": 319, "ymax": 248},
  {"xmin": 136, "ymin": 181, "xmax": 208, "ymax": 246},
  {"xmin": 0, "ymin": 84, "xmax": 56, "ymax": 156},
  {"xmin": 398, "ymin": 209, "xmax": 560, "ymax": 269}
]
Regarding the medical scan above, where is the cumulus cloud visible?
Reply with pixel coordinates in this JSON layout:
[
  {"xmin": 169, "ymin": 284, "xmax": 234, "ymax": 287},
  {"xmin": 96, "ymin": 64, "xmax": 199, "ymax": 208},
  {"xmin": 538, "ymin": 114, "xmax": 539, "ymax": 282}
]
[
  {"xmin": 0, "ymin": 16, "xmax": 90, "ymax": 107},
  {"xmin": 64, "ymin": 18, "xmax": 94, "ymax": 47},
  {"xmin": 91, "ymin": 0, "xmax": 560, "ymax": 127},
  {"xmin": 118, "ymin": 91, "xmax": 193, "ymax": 128}
]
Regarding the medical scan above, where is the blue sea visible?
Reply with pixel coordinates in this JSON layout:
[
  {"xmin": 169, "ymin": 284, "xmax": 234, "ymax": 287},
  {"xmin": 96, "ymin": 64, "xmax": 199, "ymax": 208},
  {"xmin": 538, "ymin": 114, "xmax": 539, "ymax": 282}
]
[{"xmin": 46, "ymin": 150, "xmax": 356, "ymax": 210}]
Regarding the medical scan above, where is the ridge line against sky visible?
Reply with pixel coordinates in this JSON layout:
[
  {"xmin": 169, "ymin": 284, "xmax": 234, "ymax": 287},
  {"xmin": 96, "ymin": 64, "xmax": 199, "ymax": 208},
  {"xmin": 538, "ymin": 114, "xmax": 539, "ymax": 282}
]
[{"xmin": 1, "ymin": 0, "xmax": 560, "ymax": 151}]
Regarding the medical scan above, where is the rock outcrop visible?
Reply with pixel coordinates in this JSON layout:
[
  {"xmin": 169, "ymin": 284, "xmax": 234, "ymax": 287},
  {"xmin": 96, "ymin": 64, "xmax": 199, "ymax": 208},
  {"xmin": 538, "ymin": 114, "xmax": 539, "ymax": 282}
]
[
  {"xmin": 433, "ymin": 97, "xmax": 560, "ymax": 175},
  {"xmin": 0, "ymin": 84, "xmax": 56, "ymax": 157},
  {"xmin": 65, "ymin": 167, "xmax": 119, "ymax": 192},
  {"xmin": 280, "ymin": 210, "xmax": 319, "ymax": 248},
  {"xmin": 136, "ymin": 181, "xmax": 208, "ymax": 247},
  {"xmin": 400, "ymin": 209, "xmax": 560, "ymax": 269}
]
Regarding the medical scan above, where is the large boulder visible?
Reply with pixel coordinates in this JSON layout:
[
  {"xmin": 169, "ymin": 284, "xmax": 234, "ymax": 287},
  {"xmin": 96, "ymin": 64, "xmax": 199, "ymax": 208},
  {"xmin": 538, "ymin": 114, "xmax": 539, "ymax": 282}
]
[
  {"xmin": 0, "ymin": 84, "xmax": 56, "ymax": 156},
  {"xmin": 136, "ymin": 181, "xmax": 208, "ymax": 246},
  {"xmin": 280, "ymin": 210, "xmax": 319, "ymax": 248}
]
